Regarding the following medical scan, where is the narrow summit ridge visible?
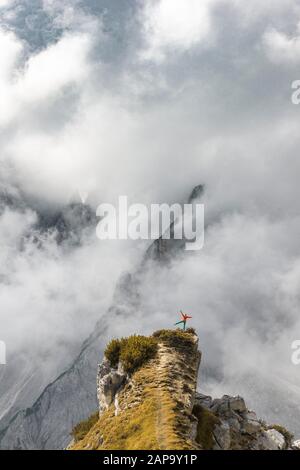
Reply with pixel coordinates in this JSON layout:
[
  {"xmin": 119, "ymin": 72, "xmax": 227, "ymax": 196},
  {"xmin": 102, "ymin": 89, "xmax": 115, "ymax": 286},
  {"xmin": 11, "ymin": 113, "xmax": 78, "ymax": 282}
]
[{"xmin": 70, "ymin": 330, "xmax": 298, "ymax": 450}]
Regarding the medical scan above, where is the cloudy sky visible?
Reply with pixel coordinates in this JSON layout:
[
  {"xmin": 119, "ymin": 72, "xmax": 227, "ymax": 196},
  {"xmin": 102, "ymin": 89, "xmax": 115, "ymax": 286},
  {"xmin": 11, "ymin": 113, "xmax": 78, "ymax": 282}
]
[{"xmin": 1, "ymin": 0, "xmax": 300, "ymax": 433}]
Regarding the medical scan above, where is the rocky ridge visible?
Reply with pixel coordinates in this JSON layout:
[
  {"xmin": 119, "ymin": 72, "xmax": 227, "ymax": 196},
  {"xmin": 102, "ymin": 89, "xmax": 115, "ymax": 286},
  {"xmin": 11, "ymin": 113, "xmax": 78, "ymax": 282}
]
[{"xmin": 70, "ymin": 330, "xmax": 299, "ymax": 451}]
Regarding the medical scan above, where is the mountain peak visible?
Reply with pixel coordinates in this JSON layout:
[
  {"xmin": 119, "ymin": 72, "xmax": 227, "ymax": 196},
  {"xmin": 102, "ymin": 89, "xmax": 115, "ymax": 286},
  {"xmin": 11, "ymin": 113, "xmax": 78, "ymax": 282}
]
[
  {"xmin": 70, "ymin": 329, "xmax": 201, "ymax": 450},
  {"xmin": 69, "ymin": 330, "xmax": 298, "ymax": 450}
]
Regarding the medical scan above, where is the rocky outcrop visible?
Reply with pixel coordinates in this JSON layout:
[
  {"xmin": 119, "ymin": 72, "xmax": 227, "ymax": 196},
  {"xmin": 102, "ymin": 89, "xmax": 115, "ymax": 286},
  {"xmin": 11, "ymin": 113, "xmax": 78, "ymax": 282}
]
[
  {"xmin": 292, "ymin": 439, "xmax": 300, "ymax": 450},
  {"xmin": 97, "ymin": 359, "xmax": 126, "ymax": 414},
  {"xmin": 194, "ymin": 393, "xmax": 294, "ymax": 450},
  {"xmin": 71, "ymin": 329, "xmax": 201, "ymax": 450},
  {"xmin": 70, "ymin": 330, "xmax": 296, "ymax": 451}
]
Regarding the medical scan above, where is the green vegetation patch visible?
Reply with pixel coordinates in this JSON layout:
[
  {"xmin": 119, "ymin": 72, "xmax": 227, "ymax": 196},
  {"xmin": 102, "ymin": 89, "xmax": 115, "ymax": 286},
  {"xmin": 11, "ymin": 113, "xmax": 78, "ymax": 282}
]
[
  {"xmin": 71, "ymin": 411, "xmax": 99, "ymax": 443},
  {"xmin": 153, "ymin": 328, "xmax": 196, "ymax": 350},
  {"xmin": 105, "ymin": 335, "xmax": 158, "ymax": 374},
  {"xmin": 105, "ymin": 338, "xmax": 122, "ymax": 368}
]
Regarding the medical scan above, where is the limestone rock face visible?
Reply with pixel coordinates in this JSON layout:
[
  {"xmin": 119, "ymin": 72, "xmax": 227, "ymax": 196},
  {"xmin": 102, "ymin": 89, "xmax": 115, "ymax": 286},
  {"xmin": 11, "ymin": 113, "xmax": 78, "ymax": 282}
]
[
  {"xmin": 71, "ymin": 329, "xmax": 202, "ymax": 450},
  {"xmin": 292, "ymin": 439, "xmax": 300, "ymax": 450},
  {"xmin": 213, "ymin": 422, "xmax": 231, "ymax": 450},
  {"xmin": 257, "ymin": 429, "xmax": 286, "ymax": 450},
  {"xmin": 194, "ymin": 392, "xmax": 294, "ymax": 450},
  {"xmin": 97, "ymin": 359, "xmax": 127, "ymax": 414},
  {"xmin": 71, "ymin": 330, "xmax": 297, "ymax": 451}
]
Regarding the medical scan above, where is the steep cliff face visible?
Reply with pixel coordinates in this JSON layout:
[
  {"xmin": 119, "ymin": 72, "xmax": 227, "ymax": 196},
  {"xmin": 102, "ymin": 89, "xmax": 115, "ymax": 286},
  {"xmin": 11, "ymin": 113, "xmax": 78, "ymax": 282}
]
[
  {"xmin": 70, "ymin": 330, "xmax": 298, "ymax": 451},
  {"xmin": 71, "ymin": 330, "xmax": 201, "ymax": 450}
]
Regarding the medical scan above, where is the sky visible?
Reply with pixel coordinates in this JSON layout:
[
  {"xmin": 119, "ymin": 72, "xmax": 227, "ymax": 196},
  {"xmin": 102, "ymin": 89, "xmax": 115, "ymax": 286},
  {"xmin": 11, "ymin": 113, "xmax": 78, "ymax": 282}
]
[{"xmin": 1, "ymin": 0, "xmax": 300, "ymax": 433}]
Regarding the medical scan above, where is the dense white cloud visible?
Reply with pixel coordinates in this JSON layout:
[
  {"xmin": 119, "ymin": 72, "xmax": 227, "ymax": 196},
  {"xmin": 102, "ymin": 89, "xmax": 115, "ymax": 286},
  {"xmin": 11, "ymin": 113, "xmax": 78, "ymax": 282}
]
[
  {"xmin": 140, "ymin": 0, "xmax": 218, "ymax": 62},
  {"xmin": 0, "ymin": 29, "xmax": 21, "ymax": 77},
  {"xmin": 0, "ymin": 28, "xmax": 92, "ymax": 126},
  {"xmin": 0, "ymin": 203, "xmax": 136, "ymax": 380},
  {"xmin": 18, "ymin": 33, "xmax": 91, "ymax": 101},
  {"xmin": 0, "ymin": 29, "xmax": 22, "ymax": 124},
  {"xmin": 139, "ymin": 0, "xmax": 300, "ymax": 62},
  {"xmin": 263, "ymin": 24, "xmax": 300, "ymax": 64},
  {"xmin": 0, "ymin": 0, "xmax": 14, "ymax": 7}
]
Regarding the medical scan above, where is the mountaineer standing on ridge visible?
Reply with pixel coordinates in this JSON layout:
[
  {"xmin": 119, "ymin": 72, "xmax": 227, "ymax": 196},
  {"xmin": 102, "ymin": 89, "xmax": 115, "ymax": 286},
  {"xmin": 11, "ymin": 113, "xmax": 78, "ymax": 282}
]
[{"xmin": 175, "ymin": 311, "xmax": 192, "ymax": 331}]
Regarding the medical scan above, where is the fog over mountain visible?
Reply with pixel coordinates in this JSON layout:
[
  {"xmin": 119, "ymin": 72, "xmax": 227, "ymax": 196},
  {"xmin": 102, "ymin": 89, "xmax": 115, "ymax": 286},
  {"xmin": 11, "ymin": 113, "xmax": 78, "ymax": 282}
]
[{"xmin": 1, "ymin": 0, "xmax": 300, "ymax": 446}]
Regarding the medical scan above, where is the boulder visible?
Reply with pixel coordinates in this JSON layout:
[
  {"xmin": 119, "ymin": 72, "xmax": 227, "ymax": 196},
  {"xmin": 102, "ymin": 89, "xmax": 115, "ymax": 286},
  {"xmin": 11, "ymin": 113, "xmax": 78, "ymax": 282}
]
[
  {"xmin": 228, "ymin": 396, "xmax": 246, "ymax": 413},
  {"xmin": 292, "ymin": 439, "xmax": 300, "ymax": 450},
  {"xmin": 242, "ymin": 419, "xmax": 261, "ymax": 435},
  {"xmin": 253, "ymin": 429, "xmax": 286, "ymax": 450},
  {"xmin": 264, "ymin": 429, "xmax": 286, "ymax": 450},
  {"xmin": 211, "ymin": 395, "xmax": 246, "ymax": 418},
  {"xmin": 241, "ymin": 411, "xmax": 261, "ymax": 435}
]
